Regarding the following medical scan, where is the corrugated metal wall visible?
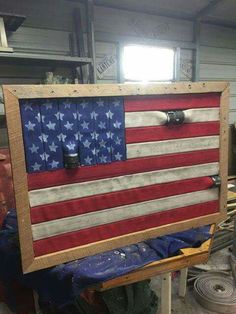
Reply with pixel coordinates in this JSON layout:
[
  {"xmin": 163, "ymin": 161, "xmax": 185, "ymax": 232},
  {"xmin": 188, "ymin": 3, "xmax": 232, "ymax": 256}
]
[
  {"xmin": 200, "ymin": 24, "xmax": 236, "ymax": 124},
  {"xmin": 0, "ymin": 0, "xmax": 236, "ymax": 123}
]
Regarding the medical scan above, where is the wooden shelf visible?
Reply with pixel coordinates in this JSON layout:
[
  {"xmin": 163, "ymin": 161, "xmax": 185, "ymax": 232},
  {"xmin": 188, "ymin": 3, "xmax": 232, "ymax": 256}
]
[{"xmin": 0, "ymin": 52, "xmax": 92, "ymax": 66}]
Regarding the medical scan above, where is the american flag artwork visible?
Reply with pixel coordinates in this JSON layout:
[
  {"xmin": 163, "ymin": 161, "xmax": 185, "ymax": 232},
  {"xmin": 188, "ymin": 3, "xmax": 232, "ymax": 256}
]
[{"xmin": 20, "ymin": 93, "xmax": 221, "ymax": 257}]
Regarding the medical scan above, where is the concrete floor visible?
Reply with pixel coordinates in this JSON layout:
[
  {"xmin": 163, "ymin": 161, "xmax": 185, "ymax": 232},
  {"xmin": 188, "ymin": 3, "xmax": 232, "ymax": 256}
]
[{"xmin": 150, "ymin": 247, "xmax": 232, "ymax": 314}]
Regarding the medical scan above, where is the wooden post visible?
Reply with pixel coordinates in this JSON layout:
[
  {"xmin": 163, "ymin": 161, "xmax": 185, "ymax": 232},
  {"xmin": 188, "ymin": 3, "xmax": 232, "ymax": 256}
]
[
  {"xmin": 86, "ymin": 0, "xmax": 96, "ymax": 83},
  {"xmin": 73, "ymin": 8, "xmax": 88, "ymax": 83},
  {"xmin": 161, "ymin": 272, "xmax": 171, "ymax": 314},
  {"xmin": 179, "ymin": 268, "xmax": 188, "ymax": 297}
]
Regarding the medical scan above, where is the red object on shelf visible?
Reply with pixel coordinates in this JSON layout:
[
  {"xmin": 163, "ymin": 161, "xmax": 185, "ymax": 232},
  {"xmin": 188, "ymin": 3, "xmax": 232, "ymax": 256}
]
[{"xmin": 0, "ymin": 148, "xmax": 15, "ymax": 227}]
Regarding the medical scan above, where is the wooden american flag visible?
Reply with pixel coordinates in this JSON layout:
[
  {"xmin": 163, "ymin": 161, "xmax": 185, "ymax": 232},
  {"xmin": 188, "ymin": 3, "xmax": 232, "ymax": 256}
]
[{"xmin": 18, "ymin": 93, "xmax": 220, "ymax": 257}]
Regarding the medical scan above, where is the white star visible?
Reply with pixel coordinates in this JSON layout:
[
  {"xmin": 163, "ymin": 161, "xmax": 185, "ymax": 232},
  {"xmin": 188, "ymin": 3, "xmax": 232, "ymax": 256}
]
[
  {"xmin": 99, "ymin": 155, "xmax": 107, "ymax": 163},
  {"xmin": 84, "ymin": 156, "xmax": 92, "ymax": 165},
  {"xmin": 35, "ymin": 113, "xmax": 40, "ymax": 123},
  {"xmin": 99, "ymin": 139, "xmax": 107, "ymax": 148},
  {"xmin": 90, "ymin": 111, "xmax": 98, "ymax": 120},
  {"xmin": 25, "ymin": 121, "xmax": 36, "ymax": 131},
  {"xmin": 40, "ymin": 152, "xmax": 49, "ymax": 161},
  {"xmin": 91, "ymin": 131, "xmax": 99, "ymax": 140},
  {"xmin": 64, "ymin": 121, "xmax": 74, "ymax": 130},
  {"xmin": 29, "ymin": 144, "xmax": 39, "ymax": 153},
  {"xmin": 35, "ymin": 113, "xmax": 45, "ymax": 123},
  {"xmin": 97, "ymin": 99, "xmax": 104, "ymax": 106},
  {"xmin": 113, "ymin": 121, "xmax": 122, "ymax": 129},
  {"xmin": 81, "ymin": 121, "xmax": 89, "ymax": 129},
  {"xmin": 73, "ymin": 113, "xmax": 77, "ymax": 119},
  {"xmin": 92, "ymin": 148, "xmax": 99, "ymax": 156},
  {"xmin": 44, "ymin": 100, "xmax": 53, "ymax": 110},
  {"xmin": 64, "ymin": 100, "xmax": 71, "ymax": 109},
  {"xmin": 39, "ymin": 133, "xmax": 49, "ymax": 142},
  {"xmin": 31, "ymin": 162, "xmax": 41, "ymax": 171},
  {"xmin": 55, "ymin": 112, "xmax": 64, "ymax": 121},
  {"xmin": 107, "ymin": 146, "xmax": 114, "ymax": 153},
  {"xmin": 115, "ymin": 137, "xmax": 122, "ymax": 145},
  {"xmin": 49, "ymin": 142, "xmax": 58, "ymax": 152},
  {"xmin": 114, "ymin": 152, "xmax": 122, "ymax": 161},
  {"xmin": 106, "ymin": 110, "xmax": 114, "ymax": 119},
  {"xmin": 74, "ymin": 132, "xmax": 83, "ymax": 141},
  {"xmin": 46, "ymin": 121, "xmax": 56, "ymax": 130},
  {"xmin": 98, "ymin": 121, "xmax": 106, "ymax": 129},
  {"xmin": 106, "ymin": 131, "xmax": 114, "ymax": 139},
  {"xmin": 83, "ymin": 139, "xmax": 91, "ymax": 148},
  {"xmin": 77, "ymin": 113, "xmax": 82, "ymax": 121},
  {"xmin": 57, "ymin": 133, "xmax": 67, "ymax": 142},
  {"xmin": 66, "ymin": 142, "xmax": 76, "ymax": 150},
  {"xmin": 49, "ymin": 160, "xmax": 59, "ymax": 169},
  {"xmin": 24, "ymin": 102, "xmax": 33, "ymax": 111},
  {"xmin": 80, "ymin": 101, "xmax": 88, "ymax": 109},
  {"xmin": 113, "ymin": 99, "xmax": 121, "ymax": 107}
]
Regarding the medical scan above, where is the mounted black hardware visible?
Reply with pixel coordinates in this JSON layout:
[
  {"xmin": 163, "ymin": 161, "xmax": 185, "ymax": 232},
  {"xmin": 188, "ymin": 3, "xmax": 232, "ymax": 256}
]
[
  {"xmin": 166, "ymin": 110, "xmax": 185, "ymax": 125},
  {"xmin": 64, "ymin": 153, "xmax": 79, "ymax": 169},
  {"xmin": 211, "ymin": 175, "xmax": 221, "ymax": 187},
  {"xmin": 63, "ymin": 141, "xmax": 79, "ymax": 169}
]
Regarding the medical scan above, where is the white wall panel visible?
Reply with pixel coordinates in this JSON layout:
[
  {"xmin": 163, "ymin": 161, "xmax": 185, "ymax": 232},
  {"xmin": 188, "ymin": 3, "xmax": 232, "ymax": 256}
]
[
  {"xmin": 94, "ymin": 6, "xmax": 193, "ymax": 42},
  {"xmin": 200, "ymin": 24, "xmax": 236, "ymax": 49},
  {"xmin": 180, "ymin": 49, "xmax": 193, "ymax": 81},
  {"xmin": 95, "ymin": 41, "xmax": 117, "ymax": 82},
  {"xmin": 8, "ymin": 27, "xmax": 71, "ymax": 55},
  {"xmin": 199, "ymin": 26, "xmax": 236, "ymax": 124}
]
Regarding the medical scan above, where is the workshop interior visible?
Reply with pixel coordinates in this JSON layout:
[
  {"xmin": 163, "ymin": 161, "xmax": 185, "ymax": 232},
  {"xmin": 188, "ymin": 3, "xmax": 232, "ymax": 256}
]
[{"xmin": 0, "ymin": 1, "xmax": 236, "ymax": 313}]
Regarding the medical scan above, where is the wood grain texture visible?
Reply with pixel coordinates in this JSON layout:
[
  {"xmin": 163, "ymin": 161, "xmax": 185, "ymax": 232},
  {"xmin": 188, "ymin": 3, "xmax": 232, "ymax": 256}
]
[
  {"xmin": 2, "ymin": 82, "xmax": 228, "ymax": 273},
  {"xmin": 3, "ymin": 81, "xmax": 228, "ymax": 99},
  {"xmin": 219, "ymin": 84, "xmax": 229, "ymax": 218},
  {"xmin": 3, "ymin": 87, "xmax": 35, "ymax": 273}
]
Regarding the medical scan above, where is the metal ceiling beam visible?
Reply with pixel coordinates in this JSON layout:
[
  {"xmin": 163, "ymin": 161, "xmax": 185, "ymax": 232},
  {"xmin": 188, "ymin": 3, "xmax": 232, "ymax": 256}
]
[
  {"xmin": 202, "ymin": 19, "xmax": 236, "ymax": 30},
  {"xmin": 194, "ymin": 0, "xmax": 223, "ymax": 20}
]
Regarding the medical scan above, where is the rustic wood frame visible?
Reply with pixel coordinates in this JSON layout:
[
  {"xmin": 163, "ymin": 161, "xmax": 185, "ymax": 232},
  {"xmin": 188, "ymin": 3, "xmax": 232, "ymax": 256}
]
[{"xmin": 3, "ymin": 82, "xmax": 229, "ymax": 273}]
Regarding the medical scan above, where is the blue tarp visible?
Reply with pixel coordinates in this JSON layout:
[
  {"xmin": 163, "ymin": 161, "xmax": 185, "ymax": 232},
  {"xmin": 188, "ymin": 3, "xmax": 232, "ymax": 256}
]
[{"xmin": 0, "ymin": 209, "xmax": 211, "ymax": 309}]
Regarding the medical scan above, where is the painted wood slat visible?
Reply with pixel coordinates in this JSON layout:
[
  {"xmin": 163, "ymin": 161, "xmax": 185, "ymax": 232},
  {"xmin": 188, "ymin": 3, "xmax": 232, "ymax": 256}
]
[
  {"xmin": 29, "ymin": 162, "xmax": 219, "ymax": 207},
  {"xmin": 127, "ymin": 136, "xmax": 219, "ymax": 159},
  {"xmin": 32, "ymin": 188, "xmax": 219, "ymax": 240},
  {"xmin": 125, "ymin": 108, "xmax": 219, "ymax": 128}
]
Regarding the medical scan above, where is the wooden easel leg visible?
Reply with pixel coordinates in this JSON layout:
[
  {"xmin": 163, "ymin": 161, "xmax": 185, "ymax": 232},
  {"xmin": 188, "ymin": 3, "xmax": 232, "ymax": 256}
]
[
  {"xmin": 179, "ymin": 268, "xmax": 188, "ymax": 297},
  {"xmin": 161, "ymin": 272, "xmax": 171, "ymax": 314}
]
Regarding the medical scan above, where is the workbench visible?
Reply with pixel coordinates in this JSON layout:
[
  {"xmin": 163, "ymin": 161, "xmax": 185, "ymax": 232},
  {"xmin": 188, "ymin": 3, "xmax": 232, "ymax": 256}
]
[{"xmin": 92, "ymin": 225, "xmax": 215, "ymax": 314}]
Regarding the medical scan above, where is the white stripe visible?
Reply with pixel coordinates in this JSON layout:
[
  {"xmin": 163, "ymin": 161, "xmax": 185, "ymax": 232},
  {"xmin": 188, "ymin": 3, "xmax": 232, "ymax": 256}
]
[
  {"xmin": 125, "ymin": 108, "xmax": 219, "ymax": 128},
  {"xmin": 184, "ymin": 108, "xmax": 219, "ymax": 123},
  {"xmin": 32, "ymin": 188, "xmax": 219, "ymax": 240},
  {"xmin": 29, "ymin": 162, "xmax": 219, "ymax": 207},
  {"xmin": 127, "ymin": 136, "xmax": 219, "ymax": 159},
  {"xmin": 125, "ymin": 111, "xmax": 167, "ymax": 127}
]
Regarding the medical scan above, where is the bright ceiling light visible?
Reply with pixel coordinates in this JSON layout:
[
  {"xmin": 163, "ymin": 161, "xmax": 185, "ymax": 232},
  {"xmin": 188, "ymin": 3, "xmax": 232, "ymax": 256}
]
[{"xmin": 123, "ymin": 45, "xmax": 174, "ymax": 82}]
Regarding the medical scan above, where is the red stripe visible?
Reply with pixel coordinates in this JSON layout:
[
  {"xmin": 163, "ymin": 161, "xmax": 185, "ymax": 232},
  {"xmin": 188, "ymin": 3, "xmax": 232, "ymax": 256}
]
[
  {"xmin": 31, "ymin": 176, "xmax": 214, "ymax": 224},
  {"xmin": 28, "ymin": 149, "xmax": 219, "ymax": 190},
  {"xmin": 126, "ymin": 122, "xmax": 219, "ymax": 144},
  {"xmin": 33, "ymin": 201, "xmax": 219, "ymax": 256},
  {"xmin": 125, "ymin": 93, "xmax": 220, "ymax": 112}
]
